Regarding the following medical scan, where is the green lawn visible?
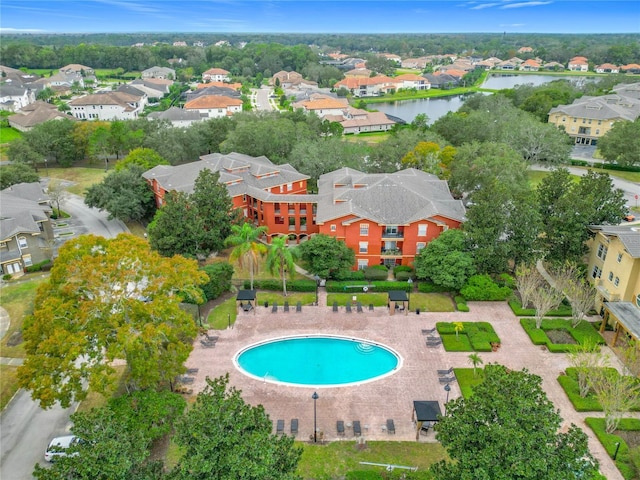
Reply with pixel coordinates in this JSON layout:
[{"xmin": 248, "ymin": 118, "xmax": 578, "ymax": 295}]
[
  {"xmin": 573, "ymin": 165, "xmax": 640, "ymax": 184},
  {"xmin": 454, "ymin": 367, "xmax": 485, "ymax": 398},
  {"xmin": 0, "ymin": 126, "xmax": 23, "ymax": 143},
  {"xmin": 0, "ymin": 365, "xmax": 20, "ymax": 410},
  {"xmin": 558, "ymin": 368, "xmax": 640, "ymax": 412},
  {"xmin": 206, "ymin": 297, "xmax": 237, "ymax": 329},
  {"xmin": 437, "ymin": 322, "xmax": 500, "ymax": 352},
  {"xmin": 46, "ymin": 166, "xmax": 107, "ymax": 195},
  {"xmin": 326, "ymin": 292, "xmax": 454, "ymax": 312},
  {"xmin": 296, "ymin": 440, "xmax": 446, "ymax": 479},
  {"xmin": 520, "ymin": 318, "xmax": 605, "ymax": 353},
  {"xmin": 586, "ymin": 417, "xmax": 640, "ymax": 480}
]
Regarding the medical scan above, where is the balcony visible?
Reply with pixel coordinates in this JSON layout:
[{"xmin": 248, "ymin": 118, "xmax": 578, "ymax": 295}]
[
  {"xmin": 381, "ymin": 248, "xmax": 403, "ymax": 257},
  {"xmin": 596, "ymin": 280, "xmax": 620, "ymax": 302},
  {"xmin": 381, "ymin": 230, "xmax": 404, "ymax": 239}
]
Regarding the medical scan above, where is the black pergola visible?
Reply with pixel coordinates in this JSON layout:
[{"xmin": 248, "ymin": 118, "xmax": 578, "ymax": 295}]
[
  {"xmin": 236, "ymin": 289, "xmax": 257, "ymax": 315},
  {"xmin": 388, "ymin": 290, "xmax": 409, "ymax": 316},
  {"xmin": 412, "ymin": 400, "xmax": 443, "ymax": 440}
]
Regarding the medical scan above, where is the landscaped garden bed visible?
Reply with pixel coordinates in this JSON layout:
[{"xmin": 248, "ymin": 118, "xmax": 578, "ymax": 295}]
[
  {"xmin": 436, "ymin": 322, "xmax": 500, "ymax": 352},
  {"xmin": 453, "ymin": 367, "xmax": 485, "ymax": 398},
  {"xmin": 508, "ymin": 299, "xmax": 572, "ymax": 317},
  {"xmin": 557, "ymin": 367, "xmax": 640, "ymax": 412},
  {"xmin": 586, "ymin": 417, "xmax": 640, "ymax": 480},
  {"xmin": 520, "ymin": 318, "xmax": 605, "ymax": 352}
]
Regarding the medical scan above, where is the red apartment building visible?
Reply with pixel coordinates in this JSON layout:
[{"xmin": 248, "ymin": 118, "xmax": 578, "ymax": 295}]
[{"xmin": 143, "ymin": 154, "xmax": 465, "ymax": 269}]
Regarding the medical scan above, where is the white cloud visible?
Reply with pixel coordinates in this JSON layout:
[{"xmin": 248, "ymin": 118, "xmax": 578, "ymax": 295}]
[
  {"xmin": 0, "ymin": 27, "xmax": 47, "ymax": 33},
  {"xmin": 471, "ymin": 2, "xmax": 501, "ymax": 9},
  {"xmin": 500, "ymin": 1, "xmax": 552, "ymax": 8},
  {"xmin": 499, "ymin": 23, "xmax": 526, "ymax": 27},
  {"xmin": 94, "ymin": 0, "xmax": 160, "ymax": 14}
]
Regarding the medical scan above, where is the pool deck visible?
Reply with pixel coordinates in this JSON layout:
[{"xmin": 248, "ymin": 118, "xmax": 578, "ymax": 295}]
[{"xmin": 186, "ymin": 291, "xmax": 636, "ymax": 480}]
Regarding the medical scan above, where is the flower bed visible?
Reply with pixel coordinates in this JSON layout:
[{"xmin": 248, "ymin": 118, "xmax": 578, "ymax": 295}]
[
  {"xmin": 520, "ymin": 318, "xmax": 605, "ymax": 352},
  {"xmin": 437, "ymin": 322, "xmax": 500, "ymax": 352}
]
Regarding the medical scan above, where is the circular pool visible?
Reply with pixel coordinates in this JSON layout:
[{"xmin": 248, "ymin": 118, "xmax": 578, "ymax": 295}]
[{"xmin": 234, "ymin": 335, "xmax": 402, "ymax": 387}]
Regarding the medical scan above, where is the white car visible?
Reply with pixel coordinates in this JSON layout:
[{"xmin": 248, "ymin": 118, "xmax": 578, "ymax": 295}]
[{"xmin": 44, "ymin": 435, "xmax": 79, "ymax": 462}]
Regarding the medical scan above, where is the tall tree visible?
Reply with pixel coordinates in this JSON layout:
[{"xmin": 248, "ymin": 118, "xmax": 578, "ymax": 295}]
[
  {"xmin": 598, "ymin": 118, "xmax": 640, "ymax": 167},
  {"xmin": 225, "ymin": 222, "xmax": 268, "ymax": 290},
  {"xmin": 296, "ymin": 234, "xmax": 355, "ymax": 279},
  {"xmin": 171, "ymin": 375, "xmax": 302, "ymax": 480},
  {"xmin": 266, "ymin": 235, "xmax": 298, "ymax": 296},
  {"xmin": 18, "ymin": 234, "xmax": 207, "ymax": 408},
  {"xmin": 0, "ymin": 162, "xmax": 39, "ymax": 189},
  {"xmin": 431, "ymin": 365, "xmax": 598, "ymax": 480},
  {"xmin": 414, "ymin": 229, "xmax": 475, "ymax": 290},
  {"xmin": 114, "ymin": 147, "xmax": 169, "ymax": 171}
]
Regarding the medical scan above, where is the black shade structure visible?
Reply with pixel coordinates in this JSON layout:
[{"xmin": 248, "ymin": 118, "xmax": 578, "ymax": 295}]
[
  {"xmin": 236, "ymin": 289, "xmax": 257, "ymax": 315},
  {"xmin": 412, "ymin": 400, "xmax": 443, "ymax": 440},
  {"xmin": 388, "ymin": 290, "xmax": 409, "ymax": 316}
]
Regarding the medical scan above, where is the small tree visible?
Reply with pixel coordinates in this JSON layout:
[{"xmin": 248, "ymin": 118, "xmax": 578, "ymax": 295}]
[
  {"xmin": 567, "ymin": 340, "xmax": 604, "ymax": 398},
  {"xmin": 454, "ymin": 322, "xmax": 464, "ymax": 340},
  {"xmin": 266, "ymin": 235, "xmax": 298, "ymax": 296},
  {"xmin": 588, "ymin": 367, "xmax": 640, "ymax": 433},
  {"xmin": 515, "ymin": 263, "xmax": 542, "ymax": 309},
  {"xmin": 565, "ymin": 277, "xmax": 597, "ymax": 327},
  {"xmin": 47, "ymin": 179, "xmax": 67, "ymax": 218},
  {"xmin": 225, "ymin": 222, "xmax": 268, "ymax": 290},
  {"xmin": 530, "ymin": 283, "xmax": 564, "ymax": 329},
  {"xmin": 468, "ymin": 353, "xmax": 483, "ymax": 376}
]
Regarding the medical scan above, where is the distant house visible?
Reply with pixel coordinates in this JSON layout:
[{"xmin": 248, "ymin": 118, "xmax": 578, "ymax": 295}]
[
  {"xmin": 621, "ymin": 64, "xmax": 640, "ymax": 74},
  {"xmin": 422, "ymin": 73, "xmax": 459, "ymax": 89},
  {"xmin": 568, "ymin": 56, "xmax": 589, "ymax": 72},
  {"xmin": 141, "ymin": 66, "xmax": 176, "ymax": 80},
  {"xmin": 270, "ymin": 71, "xmax": 318, "ymax": 89},
  {"xmin": 130, "ymin": 78, "xmax": 173, "ymax": 98},
  {"xmin": 69, "ymin": 91, "xmax": 144, "ymax": 120},
  {"xmin": 344, "ymin": 68, "xmax": 372, "ymax": 78},
  {"xmin": 518, "ymin": 46, "xmax": 534, "ymax": 54},
  {"xmin": 401, "ymin": 57, "xmax": 430, "ymax": 69},
  {"xmin": 173, "ymin": 41, "xmax": 187, "ymax": 47},
  {"xmin": 497, "ymin": 60, "xmax": 518, "ymax": 71},
  {"xmin": 59, "ymin": 64, "xmax": 94, "ymax": 76},
  {"xmin": 0, "ymin": 182, "xmax": 54, "ymax": 278},
  {"xmin": 333, "ymin": 75, "xmax": 396, "ymax": 97},
  {"xmin": 521, "ymin": 59, "xmax": 541, "ymax": 71},
  {"xmin": 595, "ymin": 63, "xmax": 620, "ymax": 74},
  {"xmin": 186, "ymin": 85, "xmax": 241, "ymax": 102},
  {"xmin": 202, "ymin": 68, "xmax": 230, "ymax": 83},
  {"xmin": 543, "ymin": 61, "xmax": 565, "ymax": 71},
  {"xmin": 183, "ymin": 95, "xmax": 242, "ymax": 118},
  {"xmin": 147, "ymin": 107, "xmax": 203, "ymax": 128},
  {"xmin": 393, "ymin": 73, "xmax": 430, "ymax": 90},
  {"xmin": 0, "ymin": 82, "xmax": 35, "ymax": 111},
  {"xmin": 196, "ymin": 81, "xmax": 242, "ymax": 91},
  {"xmin": 378, "ymin": 53, "xmax": 402, "ymax": 64},
  {"xmin": 292, "ymin": 96, "xmax": 349, "ymax": 117},
  {"xmin": 8, "ymin": 101, "xmax": 73, "ymax": 131}
]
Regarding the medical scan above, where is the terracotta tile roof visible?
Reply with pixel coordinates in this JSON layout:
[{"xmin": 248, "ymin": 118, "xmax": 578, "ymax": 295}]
[
  {"xmin": 345, "ymin": 68, "xmax": 372, "ymax": 77},
  {"xmin": 203, "ymin": 68, "xmax": 229, "ymax": 75},
  {"xmin": 59, "ymin": 64, "xmax": 93, "ymax": 72},
  {"xmin": 335, "ymin": 75, "xmax": 395, "ymax": 88},
  {"xmin": 295, "ymin": 98, "xmax": 348, "ymax": 110},
  {"xmin": 69, "ymin": 91, "xmax": 140, "ymax": 107},
  {"xmin": 522, "ymin": 59, "xmax": 541, "ymax": 67},
  {"xmin": 596, "ymin": 63, "xmax": 619, "ymax": 70},
  {"xmin": 394, "ymin": 73, "xmax": 426, "ymax": 81},
  {"xmin": 622, "ymin": 64, "xmax": 640, "ymax": 70},
  {"xmin": 196, "ymin": 82, "xmax": 242, "ymax": 90},
  {"xmin": 184, "ymin": 95, "xmax": 243, "ymax": 109},
  {"xmin": 570, "ymin": 56, "xmax": 588, "ymax": 62}
]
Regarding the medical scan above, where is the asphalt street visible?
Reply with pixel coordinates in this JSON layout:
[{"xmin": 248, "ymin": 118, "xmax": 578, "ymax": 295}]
[{"xmin": 0, "ymin": 191, "xmax": 127, "ymax": 480}]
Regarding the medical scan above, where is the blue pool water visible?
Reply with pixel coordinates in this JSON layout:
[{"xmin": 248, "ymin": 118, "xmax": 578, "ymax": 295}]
[{"xmin": 234, "ymin": 335, "xmax": 402, "ymax": 387}]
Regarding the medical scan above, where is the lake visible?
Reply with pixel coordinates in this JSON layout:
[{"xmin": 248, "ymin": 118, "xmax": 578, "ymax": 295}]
[{"xmin": 373, "ymin": 74, "xmax": 588, "ymax": 123}]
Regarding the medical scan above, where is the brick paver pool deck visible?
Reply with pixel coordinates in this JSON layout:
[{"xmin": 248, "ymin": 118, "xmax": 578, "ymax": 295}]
[{"xmin": 186, "ymin": 292, "xmax": 637, "ymax": 479}]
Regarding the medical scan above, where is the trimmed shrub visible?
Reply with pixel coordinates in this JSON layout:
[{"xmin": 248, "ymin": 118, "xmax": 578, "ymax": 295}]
[
  {"xmin": 364, "ymin": 266, "xmax": 389, "ymax": 281},
  {"xmin": 393, "ymin": 265, "xmax": 413, "ymax": 274},
  {"xmin": 586, "ymin": 417, "xmax": 640, "ymax": 480},
  {"xmin": 201, "ymin": 262, "xmax": 234, "ymax": 301},
  {"xmin": 325, "ymin": 281, "xmax": 412, "ymax": 293},
  {"xmin": 436, "ymin": 322, "xmax": 499, "ymax": 352},
  {"xmin": 244, "ymin": 279, "xmax": 317, "ymax": 292},
  {"xmin": 497, "ymin": 273, "xmax": 515, "ymax": 289},
  {"xmin": 454, "ymin": 295, "xmax": 469, "ymax": 312},
  {"xmin": 25, "ymin": 260, "xmax": 52, "ymax": 273},
  {"xmin": 520, "ymin": 318, "xmax": 605, "ymax": 352},
  {"xmin": 508, "ymin": 299, "xmax": 572, "ymax": 317},
  {"xmin": 417, "ymin": 281, "xmax": 451, "ymax": 293},
  {"xmin": 395, "ymin": 271, "xmax": 412, "ymax": 282},
  {"xmin": 333, "ymin": 270, "xmax": 365, "ymax": 281},
  {"xmin": 460, "ymin": 275, "xmax": 511, "ymax": 301}
]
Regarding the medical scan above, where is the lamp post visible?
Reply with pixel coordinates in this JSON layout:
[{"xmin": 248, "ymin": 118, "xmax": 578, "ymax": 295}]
[
  {"xmin": 613, "ymin": 441, "xmax": 621, "ymax": 460},
  {"xmin": 407, "ymin": 278, "xmax": 413, "ymax": 310},
  {"xmin": 228, "ymin": 313, "xmax": 231, "ymax": 329},
  {"xmin": 444, "ymin": 384, "xmax": 451, "ymax": 414},
  {"xmin": 314, "ymin": 275, "xmax": 320, "ymax": 306},
  {"xmin": 312, "ymin": 391, "xmax": 319, "ymax": 442}
]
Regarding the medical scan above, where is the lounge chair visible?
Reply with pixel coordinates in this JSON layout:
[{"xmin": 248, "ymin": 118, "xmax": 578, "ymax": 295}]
[
  {"xmin": 296, "ymin": 301, "xmax": 302, "ymax": 312},
  {"xmin": 437, "ymin": 367, "xmax": 454, "ymax": 376},
  {"xmin": 386, "ymin": 419, "xmax": 395, "ymax": 434},
  {"xmin": 439, "ymin": 375, "xmax": 456, "ymax": 384},
  {"xmin": 426, "ymin": 338, "xmax": 442, "ymax": 347},
  {"xmin": 284, "ymin": 301, "xmax": 289, "ymax": 312},
  {"xmin": 272, "ymin": 302, "xmax": 278, "ymax": 313},
  {"xmin": 291, "ymin": 418, "xmax": 298, "ymax": 435},
  {"xmin": 422, "ymin": 327, "xmax": 437, "ymax": 335},
  {"xmin": 353, "ymin": 420, "xmax": 362, "ymax": 437},
  {"xmin": 204, "ymin": 332, "xmax": 219, "ymax": 342},
  {"xmin": 332, "ymin": 301, "xmax": 338, "ymax": 312},
  {"xmin": 242, "ymin": 303, "xmax": 252, "ymax": 312},
  {"xmin": 200, "ymin": 339, "xmax": 216, "ymax": 348},
  {"xmin": 185, "ymin": 367, "xmax": 199, "ymax": 374},
  {"xmin": 356, "ymin": 302, "xmax": 363, "ymax": 313},
  {"xmin": 276, "ymin": 419, "xmax": 284, "ymax": 434},
  {"xmin": 178, "ymin": 375, "xmax": 194, "ymax": 384},
  {"xmin": 369, "ymin": 304, "xmax": 374, "ymax": 311},
  {"xmin": 346, "ymin": 302, "xmax": 352, "ymax": 313},
  {"xmin": 337, "ymin": 420, "xmax": 345, "ymax": 436}
]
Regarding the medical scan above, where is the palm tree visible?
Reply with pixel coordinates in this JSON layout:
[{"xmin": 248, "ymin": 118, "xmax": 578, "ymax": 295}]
[
  {"xmin": 454, "ymin": 322, "xmax": 464, "ymax": 340},
  {"xmin": 266, "ymin": 235, "xmax": 298, "ymax": 296},
  {"xmin": 468, "ymin": 353, "xmax": 483, "ymax": 377},
  {"xmin": 225, "ymin": 222, "xmax": 268, "ymax": 290}
]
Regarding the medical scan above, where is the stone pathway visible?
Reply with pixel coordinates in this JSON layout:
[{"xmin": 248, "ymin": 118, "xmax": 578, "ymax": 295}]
[{"xmin": 185, "ymin": 294, "xmax": 636, "ymax": 479}]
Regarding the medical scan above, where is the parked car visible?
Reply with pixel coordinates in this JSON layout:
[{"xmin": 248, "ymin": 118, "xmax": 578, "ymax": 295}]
[
  {"xmin": 44, "ymin": 435, "xmax": 79, "ymax": 462},
  {"xmin": 623, "ymin": 208, "xmax": 636, "ymax": 222}
]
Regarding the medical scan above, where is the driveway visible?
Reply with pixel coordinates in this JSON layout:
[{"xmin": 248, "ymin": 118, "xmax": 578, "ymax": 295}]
[{"xmin": 0, "ymin": 191, "xmax": 128, "ymax": 480}]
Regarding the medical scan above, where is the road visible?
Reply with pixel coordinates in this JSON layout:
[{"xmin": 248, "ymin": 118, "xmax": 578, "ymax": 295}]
[
  {"xmin": 252, "ymin": 85, "xmax": 275, "ymax": 112},
  {"xmin": 0, "ymin": 192, "xmax": 127, "ymax": 480}
]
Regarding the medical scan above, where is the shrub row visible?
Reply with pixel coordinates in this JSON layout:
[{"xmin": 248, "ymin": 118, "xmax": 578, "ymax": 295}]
[
  {"xmin": 508, "ymin": 299, "xmax": 573, "ymax": 317},
  {"xmin": 325, "ymin": 281, "xmax": 412, "ymax": 293},
  {"xmin": 333, "ymin": 270, "xmax": 366, "ymax": 281},
  {"xmin": 25, "ymin": 259, "xmax": 53, "ymax": 273},
  {"xmin": 395, "ymin": 271, "xmax": 412, "ymax": 282},
  {"xmin": 585, "ymin": 417, "xmax": 640, "ymax": 480},
  {"xmin": 417, "ymin": 281, "xmax": 451, "ymax": 293},
  {"xmin": 454, "ymin": 295, "xmax": 469, "ymax": 312},
  {"xmin": 363, "ymin": 266, "xmax": 389, "ymax": 281},
  {"xmin": 436, "ymin": 322, "xmax": 500, "ymax": 352},
  {"xmin": 460, "ymin": 275, "xmax": 511, "ymax": 301},
  {"xmin": 243, "ymin": 279, "xmax": 317, "ymax": 292},
  {"xmin": 519, "ymin": 318, "xmax": 605, "ymax": 352},
  {"xmin": 571, "ymin": 159, "xmax": 640, "ymax": 173}
]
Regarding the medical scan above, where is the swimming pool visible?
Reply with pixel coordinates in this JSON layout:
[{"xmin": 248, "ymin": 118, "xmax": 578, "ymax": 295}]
[{"xmin": 234, "ymin": 335, "xmax": 402, "ymax": 387}]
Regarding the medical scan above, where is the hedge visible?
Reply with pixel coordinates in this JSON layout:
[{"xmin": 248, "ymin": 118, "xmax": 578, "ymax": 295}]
[
  {"xmin": 519, "ymin": 318, "xmax": 605, "ymax": 352},
  {"xmin": 363, "ymin": 266, "xmax": 389, "ymax": 281},
  {"xmin": 571, "ymin": 159, "xmax": 640, "ymax": 173},
  {"xmin": 454, "ymin": 295, "xmax": 469, "ymax": 312},
  {"xmin": 508, "ymin": 299, "xmax": 572, "ymax": 317},
  {"xmin": 586, "ymin": 417, "xmax": 640, "ymax": 480},
  {"xmin": 243, "ymin": 279, "xmax": 317, "ymax": 292},
  {"xmin": 417, "ymin": 281, "xmax": 451, "ymax": 293},
  {"xmin": 333, "ymin": 270, "xmax": 366, "ymax": 281},
  {"xmin": 395, "ymin": 271, "xmax": 412, "ymax": 282},
  {"xmin": 25, "ymin": 259, "xmax": 52, "ymax": 273},
  {"xmin": 460, "ymin": 275, "xmax": 511, "ymax": 301},
  {"xmin": 325, "ymin": 281, "xmax": 412, "ymax": 293},
  {"xmin": 393, "ymin": 265, "xmax": 414, "ymax": 274},
  {"xmin": 437, "ymin": 322, "xmax": 500, "ymax": 352}
]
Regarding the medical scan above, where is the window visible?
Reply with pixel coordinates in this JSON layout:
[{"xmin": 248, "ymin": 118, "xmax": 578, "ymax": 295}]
[
  {"xmin": 22, "ymin": 254, "xmax": 32, "ymax": 266},
  {"xmin": 596, "ymin": 244, "xmax": 608, "ymax": 260},
  {"xmin": 287, "ymin": 183, "xmax": 293, "ymax": 191},
  {"xmin": 418, "ymin": 224, "xmax": 427, "ymax": 237},
  {"xmin": 359, "ymin": 242, "xmax": 368, "ymax": 254},
  {"xmin": 608, "ymin": 271, "xmax": 614, "ymax": 282},
  {"xmin": 416, "ymin": 242, "xmax": 426, "ymax": 253},
  {"xmin": 596, "ymin": 129, "xmax": 600, "ymax": 135},
  {"xmin": 330, "ymin": 225, "xmax": 336, "ymax": 232},
  {"xmin": 614, "ymin": 277, "xmax": 620, "ymax": 287},
  {"xmin": 17, "ymin": 237, "xmax": 28, "ymax": 249},
  {"xmin": 617, "ymin": 253, "xmax": 623, "ymax": 263},
  {"xmin": 360, "ymin": 224, "xmax": 369, "ymax": 236},
  {"xmin": 562, "ymin": 117, "xmax": 566, "ymax": 122},
  {"xmin": 591, "ymin": 265, "xmax": 602, "ymax": 279},
  {"xmin": 636, "ymin": 294, "xmax": 640, "ymax": 308},
  {"xmin": 357, "ymin": 259, "xmax": 368, "ymax": 270}
]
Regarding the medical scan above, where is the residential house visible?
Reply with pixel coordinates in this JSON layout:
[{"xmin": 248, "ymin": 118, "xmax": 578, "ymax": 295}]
[
  {"xmin": 116, "ymin": 85, "xmax": 148, "ymax": 109},
  {"xmin": 344, "ymin": 68, "xmax": 372, "ymax": 78},
  {"xmin": 0, "ymin": 182, "xmax": 54, "ymax": 277},
  {"xmin": 587, "ymin": 224, "xmax": 640, "ymax": 344},
  {"xmin": 69, "ymin": 91, "xmax": 144, "ymax": 120},
  {"xmin": 46, "ymin": 71, "xmax": 85, "ymax": 89},
  {"xmin": 147, "ymin": 106, "xmax": 203, "ymax": 128},
  {"xmin": 59, "ymin": 64, "xmax": 94, "ymax": 76},
  {"xmin": 196, "ymin": 81, "xmax": 242, "ymax": 91},
  {"xmin": 497, "ymin": 60, "xmax": 518, "ymax": 71},
  {"xmin": 435, "ymin": 69, "xmax": 466, "ymax": 80},
  {"xmin": 621, "ymin": 64, "xmax": 640, "ymax": 74},
  {"xmin": 292, "ymin": 96, "xmax": 349, "ymax": 117},
  {"xmin": 316, "ymin": 168, "xmax": 465, "ymax": 269},
  {"xmin": 378, "ymin": 53, "xmax": 402, "ymax": 64},
  {"xmin": 393, "ymin": 73, "xmax": 430, "ymax": 90},
  {"xmin": 142, "ymin": 154, "xmax": 464, "ymax": 267},
  {"xmin": 521, "ymin": 59, "xmax": 541, "ymax": 71},
  {"xmin": 186, "ymin": 85, "xmax": 240, "ymax": 102},
  {"xmin": 543, "ymin": 61, "xmax": 565, "ymax": 71},
  {"xmin": 518, "ymin": 46, "xmax": 534, "ymax": 54},
  {"xmin": 422, "ymin": 73, "xmax": 459, "ymax": 89},
  {"xmin": 183, "ymin": 95, "xmax": 242, "ymax": 118},
  {"xmin": 595, "ymin": 63, "xmax": 620, "ymax": 74},
  {"xmin": 401, "ymin": 57, "xmax": 430, "ymax": 69},
  {"xmin": 141, "ymin": 66, "xmax": 176, "ymax": 79},
  {"xmin": 0, "ymin": 82, "xmax": 36, "ymax": 111},
  {"xmin": 548, "ymin": 83, "xmax": 640, "ymax": 145},
  {"xmin": 568, "ymin": 56, "xmax": 589, "ymax": 72},
  {"xmin": 173, "ymin": 41, "xmax": 187, "ymax": 47},
  {"xmin": 333, "ymin": 75, "xmax": 397, "ymax": 97},
  {"xmin": 202, "ymin": 68, "xmax": 230, "ymax": 83},
  {"xmin": 8, "ymin": 101, "xmax": 74, "ymax": 132},
  {"xmin": 269, "ymin": 71, "xmax": 318, "ymax": 89},
  {"xmin": 130, "ymin": 78, "xmax": 173, "ymax": 98}
]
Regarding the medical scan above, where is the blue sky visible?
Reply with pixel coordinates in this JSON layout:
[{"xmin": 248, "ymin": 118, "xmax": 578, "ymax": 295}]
[{"xmin": 1, "ymin": 1, "xmax": 638, "ymax": 34}]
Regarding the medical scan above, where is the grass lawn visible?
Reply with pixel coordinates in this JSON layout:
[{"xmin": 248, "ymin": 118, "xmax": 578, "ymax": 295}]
[
  {"xmin": 296, "ymin": 440, "xmax": 446, "ymax": 479},
  {"xmin": 573, "ymin": 165, "xmax": 640, "ymax": 184},
  {"xmin": 0, "ymin": 126, "xmax": 23, "ymax": 143},
  {"xmin": 558, "ymin": 368, "xmax": 640, "ymax": 412},
  {"xmin": 229, "ymin": 252, "xmax": 306, "ymax": 282},
  {"xmin": 437, "ymin": 322, "xmax": 500, "ymax": 352},
  {"xmin": 454, "ymin": 367, "xmax": 485, "ymax": 398},
  {"xmin": 206, "ymin": 297, "xmax": 237, "ymax": 329},
  {"xmin": 75, "ymin": 365, "xmax": 128, "ymax": 413},
  {"xmin": 326, "ymin": 292, "xmax": 454, "ymax": 312},
  {"xmin": 255, "ymin": 291, "xmax": 316, "ymax": 307},
  {"xmin": 586, "ymin": 417, "xmax": 640, "ymax": 480},
  {"xmin": 46, "ymin": 166, "xmax": 107, "ymax": 196},
  {"xmin": 0, "ymin": 365, "xmax": 20, "ymax": 410},
  {"xmin": 343, "ymin": 132, "xmax": 390, "ymax": 144},
  {"xmin": 0, "ymin": 275, "xmax": 48, "ymax": 358},
  {"xmin": 520, "ymin": 318, "xmax": 605, "ymax": 353}
]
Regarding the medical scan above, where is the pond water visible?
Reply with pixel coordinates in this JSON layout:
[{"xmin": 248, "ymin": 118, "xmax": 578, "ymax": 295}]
[{"xmin": 481, "ymin": 74, "xmax": 588, "ymax": 90}]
